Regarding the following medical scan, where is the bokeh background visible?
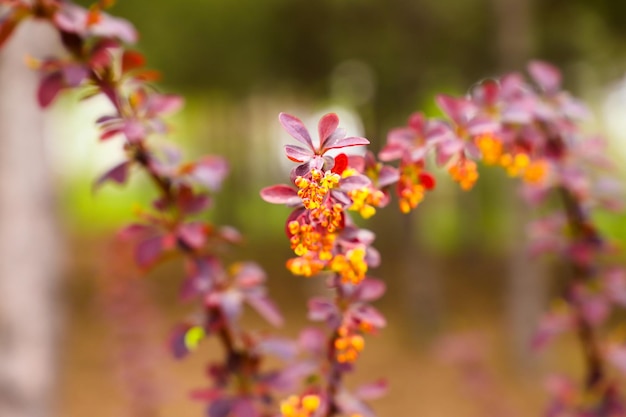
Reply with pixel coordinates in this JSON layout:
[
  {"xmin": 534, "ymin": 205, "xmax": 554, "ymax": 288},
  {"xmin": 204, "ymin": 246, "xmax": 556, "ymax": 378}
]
[{"xmin": 5, "ymin": 0, "xmax": 626, "ymax": 416}]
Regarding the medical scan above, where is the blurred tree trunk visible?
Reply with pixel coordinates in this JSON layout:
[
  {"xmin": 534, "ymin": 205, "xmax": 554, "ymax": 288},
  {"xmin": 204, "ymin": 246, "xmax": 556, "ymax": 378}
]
[
  {"xmin": 0, "ymin": 21, "xmax": 61, "ymax": 417},
  {"xmin": 492, "ymin": 0, "xmax": 547, "ymax": 367}
]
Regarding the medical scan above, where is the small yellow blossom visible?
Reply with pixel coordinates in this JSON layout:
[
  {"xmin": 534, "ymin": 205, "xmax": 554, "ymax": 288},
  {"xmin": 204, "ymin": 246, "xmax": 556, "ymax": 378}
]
[
  {"xmin": 295, "ymin": 170, "xmax": 340, "ymax": 210},
  {"xmin": 280, "ymin": 394, "xmax": 322, "ymax": 417},
  {"xmin": 287, "ymin": 255, "xmax": 325, "ymax": 278},
  {"xmin": 523, "ymin": 159, "xmax": 549, "ymax": 184},
  {"xmin": 475, "ymin": 134, "xmax": 503, "ymax": 165},
  {"xmin": 348, "ymin": 187, "xmax": 385, "ymax": 219},
  {"xmin": 330, "ymin": 247, "xmax": 368, "ymax": 285}
]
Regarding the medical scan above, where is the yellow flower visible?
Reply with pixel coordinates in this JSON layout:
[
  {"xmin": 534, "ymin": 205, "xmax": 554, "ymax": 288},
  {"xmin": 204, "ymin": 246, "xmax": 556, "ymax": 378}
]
[{"xmin": 330, "ymin": 247, "xmax": 368, "ymax": 285}]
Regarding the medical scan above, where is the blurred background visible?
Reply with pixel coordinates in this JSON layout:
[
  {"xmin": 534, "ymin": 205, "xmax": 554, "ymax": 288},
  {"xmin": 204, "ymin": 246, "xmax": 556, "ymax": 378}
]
[{"xmin": 3, "ymin": 0, "xmax": 626, "ymax": 416}]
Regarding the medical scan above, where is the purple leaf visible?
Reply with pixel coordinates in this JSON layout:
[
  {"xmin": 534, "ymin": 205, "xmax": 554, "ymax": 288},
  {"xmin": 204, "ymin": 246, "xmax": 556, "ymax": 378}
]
[
  {"xmin": 260, "ymin": 184, "xmax": 299, "ymax": 205},
  {"xmin": 378, "ymin": 166, "xmax": 399, "ymax": 188},
  {"xmin": 61, "ymin": 64, "xmax": 88, "ymax": 87},
  {"xmin": 95, "ymin": 115, "xmax": 119, "ymax": 124},
  {"xmin": 323, "ymin": 136, "xmax": 370, "ymax": 151},
  {"xmin": 234, "ymin": 262, "xmax": 266, "ymax": 288},
  {"xmin": 256, "ymin": 338, "xmax": 297, "ymax": 360},
  {"xmin": 95, "ymin": 160, "xmax": 131, "ymax": 188},
  {"xmin": 528, "ymin": 60, "xmax": 561, "ymax": 92},
  {"xmin": 335, "ymin": 390, "xmax": 376, "ymax": 417},
  {"xmin": 208, "ymin": 398, "xmax": 233, "ymax": 417},
  {"xmin": 279, "ymin": 112, "xmax": 314, "ymax": 150},
  {"xmin": 117, "ymin": 223, "xmax": 153, "ymax": 240},
  {"xmin": 192, "ymin": 156, "xmax": 229, "ymax": 191},
  {"xmin": 135, "ymin": 235, "xmax": 164, "ymax": 268},
  {"xmin": 298, "ymin": 327, "xmax": 326, "ymax": 356},
  {"xmin": 147, "ymin": 94, "xmax": 184, "ymax": 115},
  {"xmin": 123, "ymin": 120, "xmax": 145, "ymax": 142},
  {"xmin": 339, "ymin": 174, "xmax": 371, "ymax": 191},
  {"xmin": 436, "ymin": 95, "xmax": 474, "ymax": 125},
  {"xmin": 353, "ymin": 278, "xmax": 386, "ymax": 302},
  {"xmin": 285, "ymin": 144, "xmax": 313, "ymax": 163},
  {"xmin": 90, "ymin": 13, "xmax": 138, "ymax": 44},
  {"xmin": 308, "ymin": 298, "xmax": 338, "ymax": 323},
  {"xmin": 219, "ymin": 290, "xmax": 244, "ymax": 324},
  {"xmin": 37, "ymin": 72, "xmax": 64, "ymax": 108},
  {"xmin": 352, "ymin": 305, "xmax": 386, "ymax": 328},
  {"xmin": 246, "ymin": 295, "xmax": 284, "ymax": 327},
  {"xmin": 231, "ymin": 399, "xmax": 258, "ymax": 417},
  {"xmin": 177, "ymin": 222, "xmax": 207, "ymax": 249},
  {"xmin": 318, "ymin": 113, "xmax": 340, "ymax": 147},
  {"xmin": 355, "ymin": 379, "xmax": 388, "ymax": 400}
]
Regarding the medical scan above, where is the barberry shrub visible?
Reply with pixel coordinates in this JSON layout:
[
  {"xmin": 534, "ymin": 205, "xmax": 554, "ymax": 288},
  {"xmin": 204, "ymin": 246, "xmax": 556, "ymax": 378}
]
[{"xmin": 2, "ymin": 1, "xmax": 626, "ymax": 417}]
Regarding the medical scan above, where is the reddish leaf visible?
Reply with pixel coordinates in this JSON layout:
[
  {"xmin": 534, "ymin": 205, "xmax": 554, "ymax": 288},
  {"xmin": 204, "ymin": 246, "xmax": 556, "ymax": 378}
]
[
  {"xmin": 279, "ymin": 112, "xmax": 314, "ymax": 150},
  {"xmin": 121, "ymin": 50, "xmax": 145, "ymax": 73},
  {"xmin": 95, "ymin": 160, "xmax": 131, "ymax": 188},
  {"xmin": 308, "ymin": 297, "xmax": 338, "ymax": 323},
  {"xmin": 339, "ymin": 174, "xmax": 370, "ymax": 191},
  {"xmin": 147, "ymin": 94, "xmax": 183, "ymax": 115},
  {"xmin": 528, "ymin": 60, "xmax": 561, "ymax": 93},
  {"xmin": 352, "ymin": 305, "xmax": 386, "ymax": 328},
  {"xmin": 260, "ymin": 184, "xmax": 299, "ymax": 205},
  {"xmin": 378, "ymin": 165, "xmax": 399, "ymax": 188},
  {"xmin": 323, "ymin": 135, "xmax": 369, "ymax": 151},
  {"xmin": 117, "ymin": 223, "xmax": 151, "ymax": 239},
  {"xmin": 37, "ymin": 72, "xmax": 64, "ymax": 108},
  {"xmin": 318, "ymin": 113, "xmax": 340, "ymax": 147},
  {"xmin": 233, "ymin": 262, "xmax": 266, "ymax": 288},
  {"xmin": 256, "ymin": 338, "xmax": 297, "ymax": 360},
  {"xmin": 192, "ymin": 156, "xmax": 229, "ymax": 191},
  {"xmin": 177, "ymin": 222, "xmax": 207, "ymax": 250},
  {"xmin": 135, "ymin": 235, "xmax": 164, "ymax": 268},
  {"xmin": 246, "ymin": 295, "xmax": 284, "ymax": 327},
  {"xmin": 355, "ymin": 379, "xmax": 388, "ymax": 400},
  {"xmin": 284, "ymin": 144, "xmax": 313, "ymax": 163},
  {"xmin": 353, "ymin": 278, "xmax": 386, "ymax": 302},
  {"xmin": 99, "ymin": 128, "xmax": 121, "ymax": 141}
]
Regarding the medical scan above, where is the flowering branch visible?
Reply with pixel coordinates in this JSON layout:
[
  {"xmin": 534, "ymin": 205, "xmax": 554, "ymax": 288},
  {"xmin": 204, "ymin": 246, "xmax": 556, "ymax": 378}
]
[
  {"xmin": 378, "ymin": 61, "xmax": 626, "ymax": 416},
  {"xmin": 0, "ymin": 1, "xmax": 294, "ymax": 416}
]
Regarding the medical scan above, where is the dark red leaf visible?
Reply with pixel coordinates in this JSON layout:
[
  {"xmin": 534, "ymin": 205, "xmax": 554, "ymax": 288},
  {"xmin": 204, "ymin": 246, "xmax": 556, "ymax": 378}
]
[
  {"xmin": 37, "ymin": 72, "xmax": 64, "ymax": 108},
  {"xmin": 94, "ymin": 160, "xmax": 130, "ymax": 188},
  {"xmin": 135, "ymin": 235, "xmax": 164, "ymax": 268}
]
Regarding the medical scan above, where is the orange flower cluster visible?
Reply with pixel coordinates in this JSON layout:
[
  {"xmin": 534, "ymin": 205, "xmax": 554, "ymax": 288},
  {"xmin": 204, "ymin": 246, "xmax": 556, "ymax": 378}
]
[
  {"xmin": 448, "ymin": 158, "xmax": 479, "ymax": 191},
  {"xmin": 475, "ymin": 134, "xmax": 549, "ymax": 184},
  {"xmin": 334, "ymin": 326, "xmax": 365, "ymax": 363}
]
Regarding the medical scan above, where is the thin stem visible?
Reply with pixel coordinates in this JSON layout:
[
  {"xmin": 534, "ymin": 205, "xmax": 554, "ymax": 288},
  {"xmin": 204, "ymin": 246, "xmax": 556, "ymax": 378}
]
[
  {"xmin": 557, "ymin": 186, "xmax": 605, "ymax": 389},
  {"xmin": 325, "ymin": 280, "xmax": 345, "ymax": 417}
]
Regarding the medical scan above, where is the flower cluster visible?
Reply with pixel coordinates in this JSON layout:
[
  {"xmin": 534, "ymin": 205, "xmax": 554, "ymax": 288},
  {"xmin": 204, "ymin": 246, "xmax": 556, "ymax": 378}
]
[
  {"xmin": 382, "ymin": 61, "xmax": 626, "ymax": 416},
  {"xmin": 262, "ymin": 113, "xmax": 391, "ymax": 416}
]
